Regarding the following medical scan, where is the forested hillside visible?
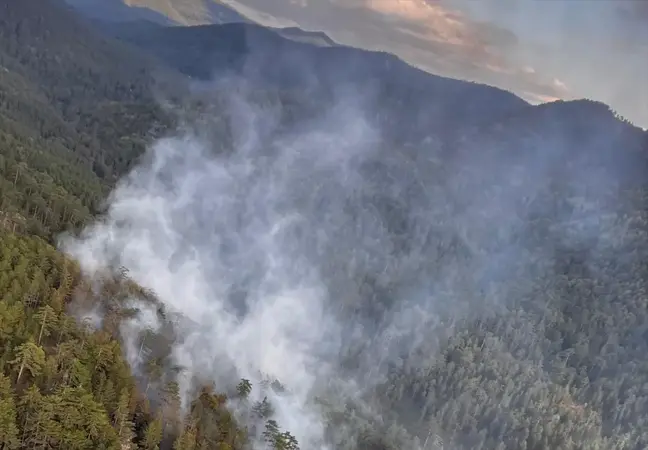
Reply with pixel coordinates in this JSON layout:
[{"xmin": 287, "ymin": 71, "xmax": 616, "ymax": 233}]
[
  {"xmin": 0, "ymin": 0, "xmax": 255, "ymax": 448},
  {"xmin": 105, "ymin": 20, "xmax": 530, "ymax": 143},
  {"xmin": 2, "ymin": 0, "xmax": 648, "ymax": 449},
  {"xmin": 0, "ymin": 230, "xmax": 264, "ymax": 449},
  {"xmin": 0, "ymin": 0, "xmax": 179, "ymax": 238}
]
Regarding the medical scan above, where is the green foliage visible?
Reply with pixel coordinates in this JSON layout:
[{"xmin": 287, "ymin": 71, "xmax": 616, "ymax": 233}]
[
  {"xmin": 263, "ymin": 420, "xmax": 299, "ymax": 450},
  {"xmin": 0, "ymin": 374, "xmax": 19, "ymax": 449},
  {"xmin": 0, "ymin": 231, "xmax": 250, "ymax": 449},
  {"xmin": 236, "ymin": 379, "xmax": 252, "ymax": 399},
  {"xmin": 0, "ymin": 0, "xmax": 175, "ymax": 239}
]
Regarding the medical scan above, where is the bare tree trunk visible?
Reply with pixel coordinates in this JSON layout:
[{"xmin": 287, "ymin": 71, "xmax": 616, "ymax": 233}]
[
  {"xmin": 37, "ymin": 310, "xmax": 47, "ymax": 345},
  {"xmin": 16, "ymin": 360, "xmax": 25, "ymax": 383}
]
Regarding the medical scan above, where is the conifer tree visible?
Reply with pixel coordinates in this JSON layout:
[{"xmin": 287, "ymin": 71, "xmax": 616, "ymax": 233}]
[{"xmin": 0, "ymin": 374, "xmax": 19, "ymax": 449}]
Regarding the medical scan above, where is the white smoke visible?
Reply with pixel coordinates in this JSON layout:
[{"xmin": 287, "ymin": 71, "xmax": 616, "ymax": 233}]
[
  {"xmin": 57, "ymin": 75, "xmax": 613, "ymax": 448},
  {"xmin": 60, "ymin": 87, "xmax": 389, "ymax": 448}
]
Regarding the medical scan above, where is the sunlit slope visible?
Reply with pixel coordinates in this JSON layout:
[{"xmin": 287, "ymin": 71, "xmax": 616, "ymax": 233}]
[
  {"xmin": 64, "ymin": 0, "xmax": 250, "ymax": 25},
  {"xmin": 0, "ymin": 0, "xmax": 178, "ymax": 237}
]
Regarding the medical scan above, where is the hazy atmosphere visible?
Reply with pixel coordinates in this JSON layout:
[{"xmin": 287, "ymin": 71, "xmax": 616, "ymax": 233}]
[
  {"xmin": 61, "ymin": 74, "xmax": 642, "ymax": 449},
  {"xmin": 218, "ymin": 0, "xmax": 648, "ymax": 127}
]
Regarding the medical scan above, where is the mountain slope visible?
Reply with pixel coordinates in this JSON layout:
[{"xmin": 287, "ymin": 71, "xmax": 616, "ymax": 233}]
[
  {"xmin": 0, "ymin": 0, "xmax": 179, "ymax": 236},
  {"xmin": 0, "ymin": 0, "xmax": 171, "ymax": 161},
  {"xmin": 63, "ymin": 0, "xmax": 174, "ymax": 24},
  {"xmin": 88, "ymin": 19, "xmax": 648, "ymax": 450},
  {"xmin": 0, "ymin": 3, "xmax": 255, "ymax": 449},
  {"xmin": 274, "ymin": 26, "xmax": 338, "ymax": 47},
  {"xmin": 69, "ymin": 15, "xmax": 648, "ymax": 450},
  {"xmin": 106, "ymin": 21, "xmax": 531, "ymax": 144},
  {"xmin": 64, "ymin": 0, "xmax": 251, "ymax": 25}
]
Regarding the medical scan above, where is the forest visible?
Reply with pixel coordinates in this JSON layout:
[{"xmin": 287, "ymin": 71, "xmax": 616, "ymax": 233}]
[{"xmin": 2, "ymin": 0, "xmax": 648, "ymax": 449}]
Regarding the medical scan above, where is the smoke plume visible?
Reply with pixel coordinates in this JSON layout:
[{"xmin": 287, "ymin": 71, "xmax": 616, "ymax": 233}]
[{"xmin": 58, "ymin": 69, "xmax": 636, "ymax": 449}]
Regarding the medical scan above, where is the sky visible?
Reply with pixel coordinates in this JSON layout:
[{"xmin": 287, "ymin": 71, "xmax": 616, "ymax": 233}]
[{"xmin": 220, "ymin": 0, "xmax": 648, "ymax": 128}]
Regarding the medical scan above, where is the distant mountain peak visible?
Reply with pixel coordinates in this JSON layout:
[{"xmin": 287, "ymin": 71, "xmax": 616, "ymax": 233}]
[{"xmin": 273, "ymin": 26, "xmax": 338, "ymax": 47}]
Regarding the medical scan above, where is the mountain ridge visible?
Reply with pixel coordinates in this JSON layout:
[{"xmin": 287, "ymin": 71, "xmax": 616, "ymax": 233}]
[
  {"xmin": 101, "ymin": 20, "xmax": 532, "ymax": 143},
  {"xmin": 63, "ymin": 0, "xmax": 252, "ymax": 25}
]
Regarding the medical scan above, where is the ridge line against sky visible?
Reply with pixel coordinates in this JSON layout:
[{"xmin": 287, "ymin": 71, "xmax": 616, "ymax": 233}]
[{"xmin": 215, "ymin": 0, "xmax": 647, "ymax": 128}]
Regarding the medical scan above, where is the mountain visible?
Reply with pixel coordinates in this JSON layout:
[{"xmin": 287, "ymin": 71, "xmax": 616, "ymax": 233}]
[
  {"xmin": 0, "ymin": 1, "xmax": 250, "ymax": 450},
  {"xmin": 3, "ymin": 1, "xmax": 648, "ymax": 450},
  {"xmin": 0, "ymin": 0, "xmax": 183, "ymax": 238},
  {"xmin": 104, "ymin": 20, "xmax": 531, "ymax": 145},
  {"xmin": 63, "ymin": 0, "xmax": 175, "ymax": 24},
  {"xmin": 274, "ymin": 26, "xmax": 338, "ymax": 47},
  {"xmin": 64, "ymin": 0, "xmax": 251, "ymax": 25}
]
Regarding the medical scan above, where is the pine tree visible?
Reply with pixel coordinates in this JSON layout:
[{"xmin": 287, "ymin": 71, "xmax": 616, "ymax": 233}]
[
  {"xmin": 9, "ymin": 340, "xmax": 45, "ymax": 383},
  {"xmin": 161, "ymin": 380, "xmax": 182, "ymax": 434},
  {"xmin": 114, "ymin": 387, "xmax": 136, "ymax": 449},
  {"xmin": 0, "ymin": 374, "xmax": 19, "ymax": 449},
  {"xmin": 33, "ymin": 304, "xmax": 57, "ymax": 345},
  {"xmin": 173, "ymin": 422, "xmax": 197, "ymax": 450},
  {"xmin": 236, "ymin": 379, "xmax": 252, "ymax": 399},
  {"xmin": 142, "ymin": 414, "xmax": 163, "ymax": 450},
  {"xmin": 253, "ymin": 397, "xmax": 274, "ymax": 420}
]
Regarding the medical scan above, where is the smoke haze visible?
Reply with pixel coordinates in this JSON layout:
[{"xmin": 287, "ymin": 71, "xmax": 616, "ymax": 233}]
[
  {"xmin": 61, "ymin": 84, "xmax": 388, "ymax": 448},
  {"xmin": 59, "ymin": 67, "xmax": 644, "ymax": 447}
]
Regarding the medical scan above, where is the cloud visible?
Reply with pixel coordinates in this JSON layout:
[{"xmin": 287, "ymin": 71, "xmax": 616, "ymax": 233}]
[
  {"xmin": 359, "ymin": 0, "xmax": 515, "ymax": 68},
  {"xmin": 359, "ymin": 0, "xmax": 571, "ymax": 98},
  {"xmin": 520, "ymin": 92, "xmax": 561, "ymax": 105},
  {"xmin": 437, "ymin": 0, "xmax": 647, "ymax": 125}
]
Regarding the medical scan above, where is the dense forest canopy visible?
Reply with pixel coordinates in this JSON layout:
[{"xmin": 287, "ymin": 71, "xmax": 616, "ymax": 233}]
[{"xmin": 1, "ymin": 0, "xmax": 648, "ymax": 449}]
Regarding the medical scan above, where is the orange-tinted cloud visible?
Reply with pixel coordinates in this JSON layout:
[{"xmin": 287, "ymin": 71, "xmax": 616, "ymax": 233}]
[
  {"xmin": 365, "ymin": 0, "xmax": 468, "ymax": 44},
  {"xmin": 358, "ymin": 0, "xmax": 568, "ymax": 101},
  {"xmin": 521, "ymin": 92, "xmax": 562, "ymax": 105}
]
